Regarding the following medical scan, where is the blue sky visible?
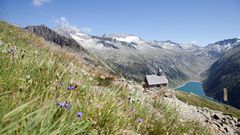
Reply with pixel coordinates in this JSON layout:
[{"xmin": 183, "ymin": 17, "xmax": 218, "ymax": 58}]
[{"xmin": 0, "ymin": 0, "xmax": 240, "ymax": 46}]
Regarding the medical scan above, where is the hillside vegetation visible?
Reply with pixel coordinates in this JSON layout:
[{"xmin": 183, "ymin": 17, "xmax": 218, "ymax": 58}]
[
  {"xmin": 0, "ymin": 21, "xmax": 209, "ymax": 134},
  {"xmin": 176, "ymin": 91, "xmax": 240, "ymax": 119}
]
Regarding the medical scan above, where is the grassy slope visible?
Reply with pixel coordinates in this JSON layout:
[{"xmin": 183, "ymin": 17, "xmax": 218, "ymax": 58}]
[
  {"xmin": 176, "ymin": 91, "xmax": 240, "ymax": 119},
  {"xmin": 0, "ymin": 21, "xmax": 209, "ymax": 134}
]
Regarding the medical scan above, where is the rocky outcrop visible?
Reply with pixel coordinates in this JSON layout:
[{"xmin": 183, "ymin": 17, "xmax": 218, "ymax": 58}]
[
  {"xmin": 120, "ymin": 79, "xmax": 240, "ymax": 135},
  {"xmin": 24, "ymin": 25, "xmax": 87, "ymax": 53},
  {"xmin": 198, "ymin": 108, "xmax": 240, "ymax": 135},
  {"xmin": 164, "ymin": 93, "xmax": 240, "ymax": 135}
]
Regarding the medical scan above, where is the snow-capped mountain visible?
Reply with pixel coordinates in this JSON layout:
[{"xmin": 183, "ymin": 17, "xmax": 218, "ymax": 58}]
[
  {"xmin": 202, "ymin": 38, "xmax": 240, "ymax": 58},
  {"xmin": 52, "ymin": 26, "xmax": 213, "ymax": 86},
  {"xmin": 106, "ymin": 33, "xmax": 145, "ymax": 44},
  {"xmin": 56, "ymin": 26, "xmax": 204, "ymax": 53},
  {"xmin": 180, "ymin": 43, "xmax": 204, "ymax": 52},
  {"xmin": 54, "ymin": 25, "xmax": 81, "ymax": 37},
  {"xmin": 148, "ymin": 40, "xmax": 205, "ymax": 55},
  {"xmin": 149, "ymin": 40, "xmax": 183, "ymax": 50}
]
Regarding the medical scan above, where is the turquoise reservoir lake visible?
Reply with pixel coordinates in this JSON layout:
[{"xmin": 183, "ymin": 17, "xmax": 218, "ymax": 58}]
[{"xmin": 175, "ymin": 81, "xmax": 206, "ymax": 97}]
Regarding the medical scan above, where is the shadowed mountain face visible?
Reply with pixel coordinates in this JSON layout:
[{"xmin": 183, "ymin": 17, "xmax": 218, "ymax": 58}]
[
  {"xmin": 203, "ymin": 44, "xmax": 240, "ymax": 109},
  {"xmin": 24, "ymin": 25, "xmax": 87, "ymax": 53}
]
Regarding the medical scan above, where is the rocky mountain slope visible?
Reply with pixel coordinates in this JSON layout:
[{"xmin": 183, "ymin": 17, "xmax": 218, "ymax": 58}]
[
  {"xmin": 202, "ymin": 38, "xmax": 240, "ymax": 58},
  {"xmin": 54, "ymin": 27, "xmax": 214, "ymax": 87},
  {"xmin": 24, "ymin": 25, "xmax": 115, "ymax": 72},
  {"xmin": 24, "ymin": 25, "xmax": 87, "ymax": 53},
  {"xmin": 203, "ymin": 43, "xmax": 240, "ymax": 109}
]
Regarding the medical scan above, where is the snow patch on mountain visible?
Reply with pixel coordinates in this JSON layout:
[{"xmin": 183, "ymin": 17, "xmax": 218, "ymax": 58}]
[
  {"xmin": 70, "ymin": 33, "xmax": 106, "ymax": 49},
  {"xmin": 115, "ymin": 35, "xmax": 140, "ymax": 43},
  {"xmin": 148, "ymin": 40, "xmax": 203, "ymax": 52},
  {"xmin": 54, "ymin": 25, "xmax": 240, "ymax": 59},
  {"xmin": 107, "ymin": 34, "xmax": 144, "ymax": 44},
  {"xmin": 202, "ymin": 38, "xmax": 240, "ymax": 58}
]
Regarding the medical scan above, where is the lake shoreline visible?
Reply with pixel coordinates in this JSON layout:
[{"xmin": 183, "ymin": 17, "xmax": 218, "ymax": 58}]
[
  {"xmin": 175, "ymin": 81, "xmax": 225, "ymax": 105},
  {"xmin": 175, "ymin": 80, "xmax": 203, "ymax": 89},
  {"xmin": 175, "ymin": 81, "xmax": 206, "ymax": 97}
]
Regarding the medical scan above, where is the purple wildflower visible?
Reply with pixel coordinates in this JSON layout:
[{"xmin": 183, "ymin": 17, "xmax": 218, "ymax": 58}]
[
  {"xmin": 132, "ymin": 109, "xmax": 136, "ymax": 112},
  {"xmin": 67, "ymin": 85, "xmax": 74, "ymax": 90},
  {"xmin": 139, "ymin": 118, "xmax": 143, "ymax": 123},
  {"xmin": 76, "ymin": 112, "xmax": 83, "ymax": 118},
  {"xmin": 56, "ymin": 102, "xmax": 65, "ymax": 107},
  {"xmin": 64, "ymin": 101, "xmax": 71, "ymax": 110}
]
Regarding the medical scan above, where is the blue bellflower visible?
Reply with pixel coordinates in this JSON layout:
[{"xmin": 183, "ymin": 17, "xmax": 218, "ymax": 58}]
[
  {"xmin": 67, "ymin": 85, "xmax": 74, "ymax": 90},
  {"xmin": 76, "ymin": 112, "xmax": 83, "ymax": 118}
]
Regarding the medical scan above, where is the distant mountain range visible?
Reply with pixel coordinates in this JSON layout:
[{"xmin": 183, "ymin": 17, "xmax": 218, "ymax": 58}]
[
  {"xmin": 202, "ymin": 38, "xmax": 240, "ymax": 58},
  {"xmin": 24, "ymin": 24, "xmax": 240, "ymax": 108},
  {"xmin": 54, "ymin": 26, "xmax": 215, "ymax": 86},
  {"xmin": 54, "ymin": 25, "xmax": 240, "ymax": 87}
]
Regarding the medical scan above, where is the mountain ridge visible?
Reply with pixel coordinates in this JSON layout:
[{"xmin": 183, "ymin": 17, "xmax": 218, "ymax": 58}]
[
  {"xmin": 53, "ymin": 25, "xmax": 214, "ymax": 87},
  {"xmin": 24, "ymin": 25, "xmax": 87, "ymax": 53},
  {"xmin": 202, "ymin": 38, "xmax": 240, "ymax": 58},
  {"xmin": 203, "ymin": 42, "xmax": 240, "ymax": 109}
]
